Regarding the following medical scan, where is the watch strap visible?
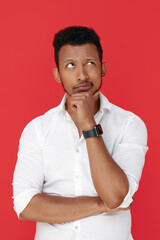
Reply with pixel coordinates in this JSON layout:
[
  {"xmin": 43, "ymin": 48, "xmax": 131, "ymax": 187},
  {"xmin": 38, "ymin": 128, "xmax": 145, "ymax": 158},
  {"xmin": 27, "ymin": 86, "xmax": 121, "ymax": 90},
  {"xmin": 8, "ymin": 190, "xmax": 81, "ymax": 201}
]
[{"xmin": 82, "ymin": 124, "xmax": 103, "ymax": 139}]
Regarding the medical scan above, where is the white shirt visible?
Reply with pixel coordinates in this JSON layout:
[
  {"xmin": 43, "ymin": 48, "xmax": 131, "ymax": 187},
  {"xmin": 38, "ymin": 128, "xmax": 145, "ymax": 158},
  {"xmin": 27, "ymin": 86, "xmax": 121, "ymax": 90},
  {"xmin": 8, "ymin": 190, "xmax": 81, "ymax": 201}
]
[{"xmin": 12, "ymin": 92, "xmax": 149, "ymax": 240}]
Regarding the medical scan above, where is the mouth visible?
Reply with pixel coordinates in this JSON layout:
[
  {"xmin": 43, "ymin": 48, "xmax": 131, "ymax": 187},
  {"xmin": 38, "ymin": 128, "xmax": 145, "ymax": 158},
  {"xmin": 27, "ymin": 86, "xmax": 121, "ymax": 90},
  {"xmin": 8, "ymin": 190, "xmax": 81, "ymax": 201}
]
[{"xmin": 74, "ymin": 82, "xmax": 93, "ymax": 93}]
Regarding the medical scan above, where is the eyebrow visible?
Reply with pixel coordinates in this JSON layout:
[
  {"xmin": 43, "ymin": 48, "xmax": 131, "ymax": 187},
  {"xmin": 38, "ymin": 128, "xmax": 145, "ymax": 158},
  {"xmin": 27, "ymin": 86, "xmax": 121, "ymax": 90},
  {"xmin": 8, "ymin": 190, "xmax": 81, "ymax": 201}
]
[{"xmin": 63, "ymin": 58, "xmax": 98, "ymax": 63}]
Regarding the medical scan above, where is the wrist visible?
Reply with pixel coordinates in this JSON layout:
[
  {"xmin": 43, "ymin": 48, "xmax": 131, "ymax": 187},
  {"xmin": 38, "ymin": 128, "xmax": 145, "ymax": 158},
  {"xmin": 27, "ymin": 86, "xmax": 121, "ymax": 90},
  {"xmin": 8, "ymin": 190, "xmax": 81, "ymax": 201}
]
[
  {"xmin": 81, "ymin": 120, "xmax": 96, "ymax": 132},
  {"xmin": 82, "ymin": 124, "xmax": 103, "ymax": 139}
]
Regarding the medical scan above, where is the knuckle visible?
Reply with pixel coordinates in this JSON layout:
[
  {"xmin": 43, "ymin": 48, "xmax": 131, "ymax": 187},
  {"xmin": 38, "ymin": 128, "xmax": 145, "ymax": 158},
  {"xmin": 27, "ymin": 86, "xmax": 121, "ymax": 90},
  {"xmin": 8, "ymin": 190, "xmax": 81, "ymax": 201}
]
[{"xmin": 80, "ymin": 99, "xmax": 84, "ymax": 104}]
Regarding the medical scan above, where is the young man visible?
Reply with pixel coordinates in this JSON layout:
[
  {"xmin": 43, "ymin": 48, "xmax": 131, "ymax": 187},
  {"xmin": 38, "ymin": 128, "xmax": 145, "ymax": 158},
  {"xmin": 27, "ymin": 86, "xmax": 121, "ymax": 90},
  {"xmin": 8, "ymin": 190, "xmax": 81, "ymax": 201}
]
[{"xmin": 12, "ymin": 26, "xmax": 149, "ymax": 240}]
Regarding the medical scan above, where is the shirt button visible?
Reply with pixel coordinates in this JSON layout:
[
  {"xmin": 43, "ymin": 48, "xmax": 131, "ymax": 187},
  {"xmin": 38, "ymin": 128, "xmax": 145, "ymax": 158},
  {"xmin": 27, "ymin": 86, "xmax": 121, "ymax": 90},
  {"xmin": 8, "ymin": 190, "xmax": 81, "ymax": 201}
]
[
  {"xmin": 76, "ymin": 175, "xmax": 79, "ymax": 179},
  {"xmin": 75, "ymin": 226, "xmax": 78, "ymax": 229},
  {"xmin": 76, "ymin": 149, "xmax": 79, "ymax": 152}
]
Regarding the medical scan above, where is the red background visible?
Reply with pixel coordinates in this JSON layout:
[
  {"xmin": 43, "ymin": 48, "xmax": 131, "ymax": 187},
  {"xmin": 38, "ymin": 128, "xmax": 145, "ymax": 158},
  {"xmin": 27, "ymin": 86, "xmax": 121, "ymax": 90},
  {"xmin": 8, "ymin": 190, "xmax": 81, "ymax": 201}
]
[{"xmin": 0, "ymin": 0, "xmax": 159, "ymax": 239}]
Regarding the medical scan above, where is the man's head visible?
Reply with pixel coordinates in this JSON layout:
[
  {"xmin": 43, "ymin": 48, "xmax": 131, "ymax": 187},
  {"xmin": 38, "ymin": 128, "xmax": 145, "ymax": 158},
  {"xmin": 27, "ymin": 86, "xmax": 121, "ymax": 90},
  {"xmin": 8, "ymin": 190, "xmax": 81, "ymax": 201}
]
[
  {"xmin": 53, "ymin": 26, "xmax": 103, "ymax": 70},
  {"xmin": 52, "ymin": 26, "xmax": 106, "ymax": 96}
]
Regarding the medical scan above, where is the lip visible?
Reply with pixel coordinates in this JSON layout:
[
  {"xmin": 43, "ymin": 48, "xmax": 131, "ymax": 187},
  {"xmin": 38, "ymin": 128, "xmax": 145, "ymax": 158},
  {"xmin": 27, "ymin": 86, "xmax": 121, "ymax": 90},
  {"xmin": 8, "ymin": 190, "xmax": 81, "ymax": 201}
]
[{"xmin": 74, "ymin": 83, "xmax": 93, "ymax": 92}]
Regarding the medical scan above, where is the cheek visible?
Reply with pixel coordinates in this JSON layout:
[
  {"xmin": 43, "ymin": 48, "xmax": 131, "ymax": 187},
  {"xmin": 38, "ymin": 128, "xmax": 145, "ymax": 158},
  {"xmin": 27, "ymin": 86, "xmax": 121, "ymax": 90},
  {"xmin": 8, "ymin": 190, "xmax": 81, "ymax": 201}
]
[
  {"xmin": 88, "ymin": 67, "xmax": 101, "ymax": 78},
  {"xmin": 60, "ymin": 74, "xmax": 74, "ymax": 89},
  {"xmin": 89, "ymin": 70, "xmax": 101, "ymax": 84}
]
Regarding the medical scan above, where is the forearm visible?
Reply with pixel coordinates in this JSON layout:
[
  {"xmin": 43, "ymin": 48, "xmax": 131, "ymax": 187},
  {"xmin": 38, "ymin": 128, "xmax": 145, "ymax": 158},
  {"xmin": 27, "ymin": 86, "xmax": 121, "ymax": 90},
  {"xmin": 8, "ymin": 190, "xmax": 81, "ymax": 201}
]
[
  {"xmin": 86, "ymin": 136, "xmax": 129, "ymax": 209},
  {"xmin": 19, "ymin": 193, "xmax": 105, "ymax": 223}
]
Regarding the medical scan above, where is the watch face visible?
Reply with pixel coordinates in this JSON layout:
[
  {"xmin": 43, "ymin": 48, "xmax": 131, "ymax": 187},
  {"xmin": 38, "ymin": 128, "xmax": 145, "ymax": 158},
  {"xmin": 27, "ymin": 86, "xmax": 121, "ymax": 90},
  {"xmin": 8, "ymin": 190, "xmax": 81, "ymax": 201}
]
[{"xmin": 97, "ymin": 124, "xmax": 103, "ymax": 134}]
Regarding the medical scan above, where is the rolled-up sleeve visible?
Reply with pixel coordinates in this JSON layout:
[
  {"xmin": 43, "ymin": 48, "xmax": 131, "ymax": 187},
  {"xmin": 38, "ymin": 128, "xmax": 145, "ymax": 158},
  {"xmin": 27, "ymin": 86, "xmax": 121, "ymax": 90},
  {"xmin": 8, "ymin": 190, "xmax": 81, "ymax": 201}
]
[
  {"xmin": 12, "ymin": 117, "xmax": 44, "ymax": 218},
  {"xmin": 111, "ymin": 115, "xmax": 149, "ymax": 209}
]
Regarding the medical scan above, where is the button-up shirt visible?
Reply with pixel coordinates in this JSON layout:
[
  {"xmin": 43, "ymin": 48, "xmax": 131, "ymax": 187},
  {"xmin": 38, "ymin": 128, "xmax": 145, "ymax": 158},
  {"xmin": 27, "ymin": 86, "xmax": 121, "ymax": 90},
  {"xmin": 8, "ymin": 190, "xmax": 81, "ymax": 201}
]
[{"xmin": 12, "ymin": 92, "xmax": 149, "ymax": 240}]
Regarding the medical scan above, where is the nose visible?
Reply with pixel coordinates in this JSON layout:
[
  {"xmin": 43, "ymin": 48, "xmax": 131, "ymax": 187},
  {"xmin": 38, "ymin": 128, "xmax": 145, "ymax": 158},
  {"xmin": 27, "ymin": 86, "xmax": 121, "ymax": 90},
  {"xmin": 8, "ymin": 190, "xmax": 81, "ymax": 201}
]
[{"xmin": 76, "ymin": 65, "xmax": 89, "ymax": 81}]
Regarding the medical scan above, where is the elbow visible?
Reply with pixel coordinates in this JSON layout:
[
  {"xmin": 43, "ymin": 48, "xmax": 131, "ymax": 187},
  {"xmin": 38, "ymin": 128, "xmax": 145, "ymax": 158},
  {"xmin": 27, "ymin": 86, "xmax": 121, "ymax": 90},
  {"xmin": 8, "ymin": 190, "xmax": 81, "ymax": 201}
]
[
  {"xmin": 19, "ymin": 207, "xmax": 30, "ymax": 221},
  {"xmin": 19, "ymin": 212, "xmax": 26, "ymax": 221},
  {"xmin": 104, "ymin": 195, "xmax": 126, "ymax": 209},
  {"xmin": 103, "ymin": 187, "xmax": 129, "ymax": 209},
  {"xmin": 19, "ymin": 210, "xmax": 29, "ymax": 221}
]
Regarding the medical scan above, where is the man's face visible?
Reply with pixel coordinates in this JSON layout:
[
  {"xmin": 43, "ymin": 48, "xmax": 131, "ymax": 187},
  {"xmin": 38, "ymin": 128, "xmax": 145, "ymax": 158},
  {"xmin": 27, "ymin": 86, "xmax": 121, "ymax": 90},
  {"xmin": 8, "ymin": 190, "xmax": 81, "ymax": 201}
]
[{"xmin": 54, "ymin": 43, "xmax": 106, "ymax": 96}]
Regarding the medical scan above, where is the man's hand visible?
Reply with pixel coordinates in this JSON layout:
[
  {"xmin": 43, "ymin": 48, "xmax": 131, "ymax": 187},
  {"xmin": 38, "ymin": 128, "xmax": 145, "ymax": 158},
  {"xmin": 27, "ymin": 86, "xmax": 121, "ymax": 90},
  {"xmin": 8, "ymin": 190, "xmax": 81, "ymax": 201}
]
[{"xmin": 67, "ymin": 91, "xmax": 99, "ymax": 132}]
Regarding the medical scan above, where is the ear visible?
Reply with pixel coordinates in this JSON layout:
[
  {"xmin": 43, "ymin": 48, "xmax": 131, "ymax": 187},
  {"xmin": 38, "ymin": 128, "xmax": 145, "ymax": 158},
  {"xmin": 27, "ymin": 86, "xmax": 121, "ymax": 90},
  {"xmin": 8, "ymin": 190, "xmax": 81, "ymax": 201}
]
[
  {"xmin": 101, "ymin": 62, "xmax": 107, "ymax": 78},
  {"xmin": 53, "ymin": 68, "xmax": 61, "ymax": 83}
]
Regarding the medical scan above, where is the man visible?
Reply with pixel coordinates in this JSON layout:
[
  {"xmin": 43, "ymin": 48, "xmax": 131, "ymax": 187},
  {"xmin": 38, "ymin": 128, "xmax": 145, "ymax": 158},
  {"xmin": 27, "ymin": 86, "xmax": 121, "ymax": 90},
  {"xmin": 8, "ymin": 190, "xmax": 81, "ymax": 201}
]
[{"xmin": 12, "ymin": 26, "xmax": 149, "ymax": 240}]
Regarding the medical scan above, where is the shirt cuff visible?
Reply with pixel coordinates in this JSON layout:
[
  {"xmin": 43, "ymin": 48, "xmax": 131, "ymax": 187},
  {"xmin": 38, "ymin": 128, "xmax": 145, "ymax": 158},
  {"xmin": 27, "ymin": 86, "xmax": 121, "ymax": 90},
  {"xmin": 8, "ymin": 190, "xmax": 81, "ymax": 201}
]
[{"xmin": 12, "ymin": 188, "xmax": 41, "ymax": 218}]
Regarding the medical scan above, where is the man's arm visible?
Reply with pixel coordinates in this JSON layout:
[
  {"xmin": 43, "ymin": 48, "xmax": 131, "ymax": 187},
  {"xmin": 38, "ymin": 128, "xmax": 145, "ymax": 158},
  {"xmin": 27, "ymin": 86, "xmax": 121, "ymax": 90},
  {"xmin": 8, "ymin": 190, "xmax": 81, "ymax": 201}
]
[
  {"xmin": 85, "ymin": 114, "xmax": 148, "ymax": 210},
  {"xmin": 68, "ymin": 92, "xmax": 128, "ymax": 209},
  {"xmin": 19, "ymin": 194, "xmax": 104, "ymax": 223},
  {"xmin": 68, "ymin": 91, "xmax": 148, "ymax": 210},
  {"xmin": 85, "ymin": 136, "xmax": 129, "ymax": 209},
  {"xmin": 19, "ymin": 193, "xmax": 132, "ymax": 223}
]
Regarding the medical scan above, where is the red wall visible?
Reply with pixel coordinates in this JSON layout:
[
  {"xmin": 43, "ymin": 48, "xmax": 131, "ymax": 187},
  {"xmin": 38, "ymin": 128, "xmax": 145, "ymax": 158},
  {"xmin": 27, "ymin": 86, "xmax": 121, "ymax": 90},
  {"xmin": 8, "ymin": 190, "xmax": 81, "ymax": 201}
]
[{"xmin": 0, "ymin": 0, "xmax": 159, "ymax": 239}]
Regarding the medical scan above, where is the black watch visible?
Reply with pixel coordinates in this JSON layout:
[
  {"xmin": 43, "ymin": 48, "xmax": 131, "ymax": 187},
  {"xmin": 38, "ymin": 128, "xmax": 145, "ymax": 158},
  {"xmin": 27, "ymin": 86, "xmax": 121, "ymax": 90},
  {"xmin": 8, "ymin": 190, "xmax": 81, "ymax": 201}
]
[{"xmin": 82, "ymin": 124, "xmax": 103, "ymax": 139}]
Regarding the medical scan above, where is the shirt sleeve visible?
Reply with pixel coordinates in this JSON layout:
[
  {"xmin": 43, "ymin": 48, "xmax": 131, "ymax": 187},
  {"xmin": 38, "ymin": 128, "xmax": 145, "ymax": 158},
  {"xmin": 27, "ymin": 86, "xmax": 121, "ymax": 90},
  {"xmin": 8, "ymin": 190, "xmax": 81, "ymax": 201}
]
[
  {"xmin": 107, "ymin": 115, "xmax": 149, "ymax": 209},
  {"xmin": 12, "ymin": 117, "xmax": 44, "ymax": 218}
]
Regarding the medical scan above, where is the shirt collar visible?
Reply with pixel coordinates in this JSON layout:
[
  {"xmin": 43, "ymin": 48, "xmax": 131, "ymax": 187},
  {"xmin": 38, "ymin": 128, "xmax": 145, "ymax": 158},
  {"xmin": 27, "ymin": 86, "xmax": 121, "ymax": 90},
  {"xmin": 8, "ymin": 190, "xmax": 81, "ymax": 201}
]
[
  {"xmin": 99, "ymin": 92, "xmax": 112, "ymax": 112},
  {"xmin": 58, "ymin": 91, "xmax": 112, "ymax": 115}
]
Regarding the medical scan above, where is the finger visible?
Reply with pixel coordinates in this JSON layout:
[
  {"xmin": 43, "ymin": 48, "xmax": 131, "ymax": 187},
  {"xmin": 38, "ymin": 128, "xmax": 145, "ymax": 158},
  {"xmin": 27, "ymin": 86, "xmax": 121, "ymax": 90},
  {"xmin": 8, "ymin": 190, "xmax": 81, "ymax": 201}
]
[
  {"xmin": 70, "ymin": 95, "xmax": 94, "ymax": 106},
  {"xmin": 121, "ymin": 206, "xmax": 129, "ymax": 211},
  {"xmin": 70, "ymin": 99, "xmax": 88, "ymax": 109},
  {"xmin": 70, "ymin": 98, "xmax": 87, "ymax": 104},
  {"xmin": 71, "ymin": 92, "xmax": 92, "ymax": 98},
  {"xmin": 126, "ymin": 202, "xmax": 133, "ymax": 210},
  {"xmin": 123, "ymin": 206, "xmax": 131, "ymax": 211},
  {"xmin": 121, "ymin": 203, "xmax": 132, "ymax": 211}
]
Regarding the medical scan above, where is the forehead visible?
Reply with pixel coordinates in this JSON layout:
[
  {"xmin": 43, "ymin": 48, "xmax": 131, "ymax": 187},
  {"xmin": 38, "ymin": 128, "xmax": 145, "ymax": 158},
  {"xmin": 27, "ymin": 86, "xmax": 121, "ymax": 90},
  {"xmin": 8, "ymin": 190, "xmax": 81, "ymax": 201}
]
[{"xmin": 58, "ymin": 43, "xmax": 100, "ymax": 62}]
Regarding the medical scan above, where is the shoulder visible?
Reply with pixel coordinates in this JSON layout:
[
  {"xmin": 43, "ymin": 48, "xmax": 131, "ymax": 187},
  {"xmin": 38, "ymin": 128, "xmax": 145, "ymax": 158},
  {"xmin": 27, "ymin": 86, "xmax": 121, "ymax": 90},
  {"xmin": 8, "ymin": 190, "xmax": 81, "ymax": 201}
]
[
  {"xmin": 100, "ymin": 92, "xmax": 148, "ymax": 140},
  {"xmin": 100, "ymin": 92, "xmax": 139, "ymax": 124},
  {"xmin": 110, "ymin": 102, "xmax": 137, "ymax": 121},
  {"xmin": 19, "ymin": 94, "xmax": 67, "ymax": 144},
  {"xmin": 20, "ymin": 105, "xmax": 61, "ymax": 143},
  {"xmin": 109, "ymin": 101, "xmax": 146, "ymax": 127},
  {"xmin": 23, "ymin": 105, "xmax": 59, "ymax": 127},
  {"xmin": 109, "ymin": 102, "xmax": 148, "ymax": 145}
]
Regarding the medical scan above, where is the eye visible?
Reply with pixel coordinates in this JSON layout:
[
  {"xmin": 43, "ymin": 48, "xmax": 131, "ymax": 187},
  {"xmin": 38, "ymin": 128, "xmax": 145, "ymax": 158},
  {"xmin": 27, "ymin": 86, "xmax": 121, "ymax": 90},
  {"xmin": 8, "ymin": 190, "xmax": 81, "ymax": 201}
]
[
  {"xmin": 66, "ymin": 63, "xmax": 74, "ymax": 68},
  {"xmin": 87, "ymin": 61, "xmax": 95, "ymax": 65}
]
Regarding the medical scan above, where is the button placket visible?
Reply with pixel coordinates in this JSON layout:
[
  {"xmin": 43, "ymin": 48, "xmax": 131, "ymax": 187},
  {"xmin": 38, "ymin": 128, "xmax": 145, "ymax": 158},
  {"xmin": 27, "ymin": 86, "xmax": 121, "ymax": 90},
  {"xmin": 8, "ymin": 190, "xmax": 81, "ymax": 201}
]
[
  {"xmin": 74, "ymin": 144, "xmax": 82, "ymax": 196},
  {"xmin": 73, "ymin": 220, "xmax": 81, "ymax": 234}
]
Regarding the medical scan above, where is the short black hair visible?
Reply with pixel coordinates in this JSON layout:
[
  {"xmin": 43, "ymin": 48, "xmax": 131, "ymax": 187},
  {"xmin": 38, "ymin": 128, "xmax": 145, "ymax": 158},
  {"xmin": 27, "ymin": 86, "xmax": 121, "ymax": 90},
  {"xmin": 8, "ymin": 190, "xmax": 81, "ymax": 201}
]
[{"xmin": 53, "ymin": 26, "xmax": 103, "ymax": 70}]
